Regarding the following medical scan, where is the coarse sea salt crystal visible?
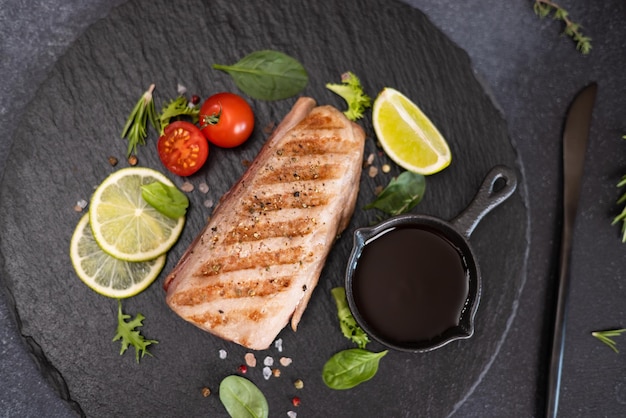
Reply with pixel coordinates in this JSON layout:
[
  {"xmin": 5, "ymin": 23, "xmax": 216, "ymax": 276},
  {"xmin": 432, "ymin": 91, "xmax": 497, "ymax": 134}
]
[
  {"xmin": 263, "ymin": 356, "xmax": 274, "ymax": 367},
  {"xmin": 198, "ymin": 182, "xmax": 210, "ymax": 194},
  {"xmin": 275, "ymin": 338, "xmax": 283, "ymax": 352},
  {"xmin": 262, "ymin": 366, "xmax": 272, "ymax": 380},
  {"xmin": 287, "ymin": 411, "xmax": 297, "ymax": 418},
  {"xmin": 218, "ymin": 349, "xmax": 227, "ymax": 359}
]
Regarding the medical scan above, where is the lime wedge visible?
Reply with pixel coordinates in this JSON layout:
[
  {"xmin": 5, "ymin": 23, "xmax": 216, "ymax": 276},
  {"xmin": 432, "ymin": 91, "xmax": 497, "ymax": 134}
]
[{"xmin": 372, "ymin": 87, "xmax": 451, "ymax": 175}]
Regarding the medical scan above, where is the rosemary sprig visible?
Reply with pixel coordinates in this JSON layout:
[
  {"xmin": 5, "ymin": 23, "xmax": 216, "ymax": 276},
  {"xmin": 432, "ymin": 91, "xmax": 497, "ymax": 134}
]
[
  {"xmin": 533, "ymin": 0, "xmax": 592, "ymax": 55},
  {"xmin": 611, "ymin": 136, "xmax": 626, "ymax": 241},
  {"xmin": 611, "ymin": 175, "xmax": 626, "ymax": 242},
  {"xmin": 592, "ymin": 329, "xmax": 626, "ymax": 353},
  {"xmin": 121, "ymin": 84, "xmax": 160, "ymax": 157}
]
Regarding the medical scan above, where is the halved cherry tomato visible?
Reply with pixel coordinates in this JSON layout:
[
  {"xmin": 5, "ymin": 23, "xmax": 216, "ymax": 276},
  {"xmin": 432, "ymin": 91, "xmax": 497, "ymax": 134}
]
[
  {"xmin": 199, "ymin": 92, "xmax": 255, "ymax": 148},
  {"xmin": 157, "ymin": 121, "xmax": 208, "ymax": 176}
]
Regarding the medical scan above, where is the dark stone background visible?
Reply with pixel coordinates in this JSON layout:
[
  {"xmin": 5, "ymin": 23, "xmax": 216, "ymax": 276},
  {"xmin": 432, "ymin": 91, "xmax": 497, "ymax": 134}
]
[{"xmin": 1, "ymin": 0, "xmax": 625, "ymax": 416}]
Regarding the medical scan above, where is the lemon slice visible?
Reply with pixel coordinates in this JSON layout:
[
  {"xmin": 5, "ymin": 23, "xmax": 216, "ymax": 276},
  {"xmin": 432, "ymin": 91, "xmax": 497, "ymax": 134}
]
[
  {"xmin": 70, "ymin": 213, "xmax": 166, "ymax": 298},
  {"xmin": 372, "ymin": 87, "xmax": 451, "ymax": 175},
  {"xmin": 89, "ymin": 167, "xmax": 185, "ymax": 262}
]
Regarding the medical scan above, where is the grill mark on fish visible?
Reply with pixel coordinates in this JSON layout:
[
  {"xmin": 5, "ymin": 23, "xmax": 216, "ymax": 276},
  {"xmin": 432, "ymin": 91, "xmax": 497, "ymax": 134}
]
[
  {"xmin": 222, "ymin": 218, "xmax": 318, "ymax": 245},
  {"xmin": 280, "ymin": 134, "xmax": 354, "ymax": 156},
  {"xmin": 188, "ymin": 307, "xmax": 270, "ymax": 330},
  {"xmin": 171, "ymin": 276, "xmax": 294, "ymax": 306},
  {"xmin": 241, "ymin": 192, "xmax": 330, "ymax": 214},
  {"xmin": 257, "ymin": 161, "xmax": 343, "ymax": 185},
  {"xmin": 195, "ymin": 246, "xmax": 306, "ymax": 277}
]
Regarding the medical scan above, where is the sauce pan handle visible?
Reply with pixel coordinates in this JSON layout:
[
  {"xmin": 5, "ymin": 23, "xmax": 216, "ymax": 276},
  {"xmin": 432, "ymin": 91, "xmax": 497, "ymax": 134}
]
[{"xmin": 451, "ymin": 165, "xmax": 518, "ymax": 238}]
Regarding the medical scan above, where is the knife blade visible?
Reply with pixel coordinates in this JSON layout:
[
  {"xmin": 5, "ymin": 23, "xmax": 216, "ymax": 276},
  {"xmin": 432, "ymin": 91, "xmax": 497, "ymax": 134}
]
[{"xmin": 546, "ymin": 82, "xmax": 598, "ymax": 418}]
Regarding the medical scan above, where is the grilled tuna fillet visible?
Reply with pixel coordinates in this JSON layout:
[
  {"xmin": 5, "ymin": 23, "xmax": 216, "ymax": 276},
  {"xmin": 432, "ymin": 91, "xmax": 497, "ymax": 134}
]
[{"xmin": 164, "ymin": 97, "xmax": 366, "ymax": 350}]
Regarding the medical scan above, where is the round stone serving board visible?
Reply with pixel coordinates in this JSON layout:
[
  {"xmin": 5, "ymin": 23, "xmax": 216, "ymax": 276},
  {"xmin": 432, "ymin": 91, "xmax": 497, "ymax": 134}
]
[{"xmin": 0, "ymin": 0, "xmax": 528, "ymax": 416}]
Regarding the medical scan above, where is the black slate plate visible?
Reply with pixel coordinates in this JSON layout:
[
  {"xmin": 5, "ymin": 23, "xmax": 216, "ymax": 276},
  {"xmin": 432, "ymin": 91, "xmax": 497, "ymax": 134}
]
[{"xmin": 0, "ymin": 0, "xmax": 528, "ymax": 416}]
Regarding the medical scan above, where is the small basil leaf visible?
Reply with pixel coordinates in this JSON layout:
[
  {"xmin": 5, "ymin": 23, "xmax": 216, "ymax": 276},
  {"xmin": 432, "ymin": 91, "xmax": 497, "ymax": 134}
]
[
  {"xmin": 331, "ymin": 287, "xmax": 369, "ymax": 349},
  {"xmin": 219, "ymin": 375, "xmax": 269, "ymax": 418},
  {"xmin": 141, "ymin": 181, "xmax": 188, "ymax": 219},
  {"xmin": 213, "ymin": 50, "xmax": 308, "ymax": 101},
  {"xmin": 322, "ymin": 348, "xmax": 388, "ymax": 390},
  {"xmin": 364, "ymin": 171, "xmax": 426, "ymax": 216}
]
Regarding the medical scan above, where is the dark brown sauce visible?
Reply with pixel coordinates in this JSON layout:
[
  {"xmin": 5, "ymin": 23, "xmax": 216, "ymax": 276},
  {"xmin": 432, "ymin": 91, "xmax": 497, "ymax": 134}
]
[{"xmin": 352, "ymin": 225, "xmax": 469, "ymax": 345}]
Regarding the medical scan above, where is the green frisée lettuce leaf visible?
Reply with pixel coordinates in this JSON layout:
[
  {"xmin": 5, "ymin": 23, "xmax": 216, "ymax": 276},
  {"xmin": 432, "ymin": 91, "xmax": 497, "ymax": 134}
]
[
  {"xmin": 326, "ymin": 71, "xmax": 372, "ymax": 121},
  {"xmin": 331, "ymin": 287, "xmax": 369, "ymax": 349},
  {"xmin": 112, "ymin": 299, "xmax": 158, "ymax": 363}
]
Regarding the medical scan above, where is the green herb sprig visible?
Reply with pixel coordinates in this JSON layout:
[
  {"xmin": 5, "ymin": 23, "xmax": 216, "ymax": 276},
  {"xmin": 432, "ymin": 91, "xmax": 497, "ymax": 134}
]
[
  {"xmin": 331, "ymin": 287, "xmax": 370, "ymax": 349},
  {"xmin": 326, "ymin": 71, "xmax": 372, "ymax": 121},
  {"xmin": 121, "ymin": 84, "xmax": 160, "ymax": 157},
  {"xmin": 158, "ymin": 96, "xmax": 200, "ymax": 135},
  {"xmin": 592, "ymin": 329, "xmax": 626, "ymax": 353},
  {"xmin": 112, "ymin": 299, "xmax": 158, "ymax": 362},
  {"xmin": 532, "ymin": 0, "xmax": 591, "ymax": 55}
]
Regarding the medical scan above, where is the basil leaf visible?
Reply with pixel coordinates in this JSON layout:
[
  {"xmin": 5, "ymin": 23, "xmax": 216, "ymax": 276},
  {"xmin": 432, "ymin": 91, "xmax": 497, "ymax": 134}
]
[
  {"xmin": 331, "ymin": 287, "xmax": 369, "ymax": 349},
  {"xmin": 141, "ymin": 181, "xmax": 188, "ymax": 219},
  {"xmin": 213, "ymin": 50, "xmax": 308, "ymax": 101},
  {"xmin": 322, "ymin": 348, "xmax": 388, "ymax": 390},
  {"xmin": 219, "ymin": 375, "xmax": 269, "ymax": 418},
  {"xmin": 364, "ymin": 171, "xmax": 426, "ymax": 216}
]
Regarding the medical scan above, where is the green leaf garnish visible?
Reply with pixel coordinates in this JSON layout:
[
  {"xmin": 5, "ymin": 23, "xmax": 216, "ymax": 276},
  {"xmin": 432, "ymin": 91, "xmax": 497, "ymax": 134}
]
[
  {"xmin": 112, "ymin": 299, "xmax": 158, "ymax": 363},
  {"xmin": 592, "ymin": 329, "xmax": 626, "ymax": 353},
  {"xmin": 213, "ymin": 50, "xmax": 308, "ymax": 101},
  {"xmin": 121, "ymin": 84, "xmax": 160, "ymax": 157},
  {"xmin": 532, "ymin": 0, "xmax": 591, "ymax": 54},
  {"xmin": 364, "ymin": 171, "xmax": 426, "ymax": 216},
  {"xmin": 219, "ymin": 375, "xmax": 269, "ymax": 418},
  {"xmin": 322, "ymin": 348, "xmax": 388, "ymax": 390},
  {"xmin": 141, "ymin": 181, "xmax": 188, "ymax": 219},
  {"xmin": 158, "ymin": 96, "xmax": 200, "ymax": 135},
  {"xmin": 331, "ymin": 287, "xmax": 369, "ymax": 349},
  {"xmin": 326, "ymin": 71, "xmax": 372, "ymax": 121}
]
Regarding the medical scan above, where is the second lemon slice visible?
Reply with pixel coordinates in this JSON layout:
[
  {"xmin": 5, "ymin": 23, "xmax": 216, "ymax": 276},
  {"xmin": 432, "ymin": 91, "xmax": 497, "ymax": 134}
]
[
  {"xmin": 372, "ymin": 87, "xmax": 451, "ymax": 175},
  {"xmin": 89, "ymin": 167, "xmax": 185, "ymax": 262},
  {"xmin": 70, "ymin": 214, "xmax": 166, "ymax": 298}
]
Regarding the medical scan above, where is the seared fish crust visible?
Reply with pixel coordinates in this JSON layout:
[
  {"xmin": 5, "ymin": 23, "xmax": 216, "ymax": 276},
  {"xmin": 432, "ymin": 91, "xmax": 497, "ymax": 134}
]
[{"xmin": 164, "ymin": 97, "xmax": 366, "ymax": 350}]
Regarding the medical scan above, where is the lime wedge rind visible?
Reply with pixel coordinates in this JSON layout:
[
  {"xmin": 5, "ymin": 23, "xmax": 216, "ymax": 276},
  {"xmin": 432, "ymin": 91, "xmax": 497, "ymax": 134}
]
[{"xmin": 373, "ymin": 87, "xmax": 451, "ymax": 175}]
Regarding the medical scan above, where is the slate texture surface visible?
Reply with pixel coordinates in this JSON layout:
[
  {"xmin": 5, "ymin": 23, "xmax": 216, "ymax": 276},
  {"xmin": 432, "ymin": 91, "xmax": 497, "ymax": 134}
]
[
  {"xmin": 0, "ymin": 0, "xmax": 526, "ymax": 416},
  {"xmin": 1, "ymin": 0, "xmax": 625, "ymax": 417}
]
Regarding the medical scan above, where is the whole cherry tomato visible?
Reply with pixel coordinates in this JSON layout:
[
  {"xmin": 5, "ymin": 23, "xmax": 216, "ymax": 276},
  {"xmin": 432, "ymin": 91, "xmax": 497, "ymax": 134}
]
[
  {"xmin": 198, "ymin": 92, "xmax": 255, "ymax": 148},
  {"xmin": 157, "ymin": 121, "xmax": 208, "ymax": 176}
]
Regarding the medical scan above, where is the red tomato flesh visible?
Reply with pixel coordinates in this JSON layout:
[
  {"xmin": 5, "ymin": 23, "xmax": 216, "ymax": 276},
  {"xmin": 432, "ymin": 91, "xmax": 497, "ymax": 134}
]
[
  {"xmin": 157, "ymin": 121, "xmax": 208, "ymax": 176},
  {"xmin": 199, "ymin": 92, "xmax": 254, "ymax": 148}
]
